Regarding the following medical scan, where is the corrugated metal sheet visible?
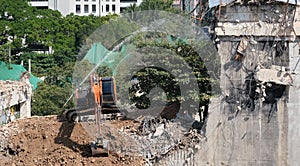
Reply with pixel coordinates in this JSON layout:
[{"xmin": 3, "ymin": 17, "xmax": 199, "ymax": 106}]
[{"xmin": 209, "ymin": 0, "xmax": 300, "ymax": 8}]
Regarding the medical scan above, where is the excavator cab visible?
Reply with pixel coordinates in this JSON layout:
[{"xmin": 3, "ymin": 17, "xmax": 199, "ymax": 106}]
[{"xmin": 100, "ymin": 77, "xmax": 118, "ymax": 113}]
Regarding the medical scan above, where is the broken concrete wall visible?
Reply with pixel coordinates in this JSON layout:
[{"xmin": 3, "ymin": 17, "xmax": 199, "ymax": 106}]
[
  {"xmin": 193, "ymin": 36, "xmax": 290, "ymax": 164},
  {"xmin": 217, "ymin": 41, "xmax": 290, "ymax": 109},
  {"xmin": 215, "ymin": 3, "xmax": 298, "ymax": 37},
  {"xmin": 193, "ymin": 1, "xmax": 298, "ymax": 165},
  {"xmin": 195, "ymin": 97, "xmax": 288, "ymax": 166},
  {"xmin": 0, "ymin": 80, "xmax": 32, "ymax": 123}
]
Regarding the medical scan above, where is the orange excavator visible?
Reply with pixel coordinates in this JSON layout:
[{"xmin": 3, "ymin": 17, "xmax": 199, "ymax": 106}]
[
  {"xmin": 64, "ymin": 74, "xmax": 120, "ymax": 156},
  {"xmin": 64, "ymin": 75, "xmax": 120, "ymax": 122}
]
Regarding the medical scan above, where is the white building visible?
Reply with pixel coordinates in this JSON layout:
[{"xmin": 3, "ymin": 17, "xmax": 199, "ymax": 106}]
[{"xmin": 29, "ymin": 0, "xmax": 142, "ymax": 16}]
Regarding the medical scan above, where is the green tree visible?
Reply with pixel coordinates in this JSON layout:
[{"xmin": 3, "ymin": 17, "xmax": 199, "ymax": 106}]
[
  {"xmin": 31, "ymin": 82, "xmax": 73, "ymax": 116},
  {"xmin": 125, "ymin": 32, "xmax": 213, "ymax": 119},
  {"xmin": 126, "ymin": 3, "xmax": 139, "ymax": 13}
]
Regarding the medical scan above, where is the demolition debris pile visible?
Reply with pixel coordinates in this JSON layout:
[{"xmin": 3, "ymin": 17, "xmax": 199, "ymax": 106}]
[
  {"xmin": 0, "ymin": 116, "xmax": 144, "ymax": 166},
  {"xmin": 103, "ymin": 116, "xmax": 205, "ymax": 163},
  {"xmin": 0, "ymin": 115, "xmax": 204, "ymax": 165}
]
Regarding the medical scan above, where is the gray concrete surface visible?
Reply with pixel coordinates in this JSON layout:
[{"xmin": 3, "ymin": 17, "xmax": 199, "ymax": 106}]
[{"xmin": 287, "ymin": 42, "xmax": 300, "ymax": 166}]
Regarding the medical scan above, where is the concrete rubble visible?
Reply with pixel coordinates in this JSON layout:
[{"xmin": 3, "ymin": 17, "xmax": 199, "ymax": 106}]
[
  {"xmin": 89, "ymin": 116, "xmax": 206, "ymax": 164},
  {"xmin": 0, "ymin": 79, "xmax": 32, "ymax": 123},
  {"xmin": 0, "ymin": 121, "xmax": 18, "ymax": 153}
]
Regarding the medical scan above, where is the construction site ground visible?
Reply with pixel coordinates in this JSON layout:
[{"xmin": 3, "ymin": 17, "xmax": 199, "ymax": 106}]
[{"xmin": 0, "ymin": 115, "xmax": 145, "ymax": 166}]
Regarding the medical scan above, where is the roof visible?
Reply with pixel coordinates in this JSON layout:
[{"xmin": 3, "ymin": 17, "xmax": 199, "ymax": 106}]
[{"xmin": 209, "ymin": 0, "xmax": 300, "ymax": 8}]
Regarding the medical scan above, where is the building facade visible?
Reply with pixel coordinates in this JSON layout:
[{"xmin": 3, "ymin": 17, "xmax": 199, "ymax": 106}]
[
  {"xmin": 29, "ymin": 0, "xmax": 142, "ymax": 16},
  {"xmin": 197, "ymin": 1, "xmax": 300, "ymax": 166}
]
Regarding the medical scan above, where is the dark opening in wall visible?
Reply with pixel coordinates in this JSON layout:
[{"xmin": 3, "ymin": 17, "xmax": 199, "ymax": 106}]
[{"xmin": 263, "ymin": 83, "xmax": 286, "ymax": 104}]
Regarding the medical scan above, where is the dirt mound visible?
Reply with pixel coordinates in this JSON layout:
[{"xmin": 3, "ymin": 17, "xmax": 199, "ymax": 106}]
[{"xmin": 0, "ymin": 116, "xmax": 144, "ymax": 166}]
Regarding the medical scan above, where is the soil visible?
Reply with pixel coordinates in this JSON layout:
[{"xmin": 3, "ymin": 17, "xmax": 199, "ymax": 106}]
[{"xmin": 0, "ymin": 115, "xmax": 145, "ymax": 166}]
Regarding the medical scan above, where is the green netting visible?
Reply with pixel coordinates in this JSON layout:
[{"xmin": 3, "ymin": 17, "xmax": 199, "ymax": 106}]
[
  {"xmin": 0, "ymin": 61, "xmax": 41, "ymax": 90},
  {"xmin": 81, "ymin": 37, "xmax": 186, "ymax": 78},
  {"xmin": 82, "ymin": 43, "xmax": 130, "ymax": 75}
]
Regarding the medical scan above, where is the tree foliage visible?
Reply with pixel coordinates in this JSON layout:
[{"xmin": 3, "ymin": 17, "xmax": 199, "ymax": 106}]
[
  {"xmin": 127, "ymin": 32, "xmax": 212, "ymax": 114},
  {"xmin": 31, "ymin": 82, "xmax": 73, "ymax": 116},
  {"xmin": 130, "ymin": 67, "xmax": 181, "ymax": 109},
  {"xmin": 0, "ymin": 0, "xmax": 118, "ymax": 115}
]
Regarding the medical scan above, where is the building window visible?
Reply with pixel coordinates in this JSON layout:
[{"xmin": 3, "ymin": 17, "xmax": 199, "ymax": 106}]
[
  {"xmin": 84, "ymin": 0, "xmax": 88, "ymax": 1},
  {"xmin": 84, "ymin": 5, "xmax": 89, "ymax": 13},
  {"xmin": 120, "ymin": 7, "xmax": 126, "ymax": 13},
  {"xmin": 76, "ymin": 0, "xmax": 80, "ymax": 1},
  {"xmin": 106, "ymin": 0, "xmax": 109, "ymax": 1},
  {"xmin": 112, "ymin": 0, "xmax": 115, "ymax": 1},
  {"xmin": 106, "ymin": 5, "xmax": 109, "ymax": 12},
  {"xmin": 102, "ymin": 5, "xmax": 103, "ymax": 12},
  {"xmin": 92, "ymin": 5, "xmax": 96, "ymax": 13},
  {"xmin": 92, "ymin": 0, "xmax": 96, "ymax": 1},
  {"xmin": 112, "ymin": 5, "xmax": 115, "ymax": 12},
  {"xmin": 76, "ymin": 5, "xmax": 81, "ymax": 13}
]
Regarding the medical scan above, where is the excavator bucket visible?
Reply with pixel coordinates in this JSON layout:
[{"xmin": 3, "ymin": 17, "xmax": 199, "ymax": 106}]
[{"xmin": 90, "ymin": 139, "xmax": 109, "ymax": 157}]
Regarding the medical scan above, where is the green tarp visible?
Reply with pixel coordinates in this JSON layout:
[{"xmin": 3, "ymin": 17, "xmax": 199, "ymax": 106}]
[
  {"xmin": 82, "ymin": 43, "xmax": 129, "ymax": 75},
  {"xmin": 0, "ymin": 61, "xmax": 41, "ymax": 90},
  {"xmin": 80, "ymin": 36, "xmax": 186, "ymax": 77}
]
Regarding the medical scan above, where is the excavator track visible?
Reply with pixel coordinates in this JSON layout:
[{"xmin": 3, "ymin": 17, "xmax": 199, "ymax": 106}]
[{"xmin": 63, "ymin": 107, "xmax": 124, "ymax": 122}]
